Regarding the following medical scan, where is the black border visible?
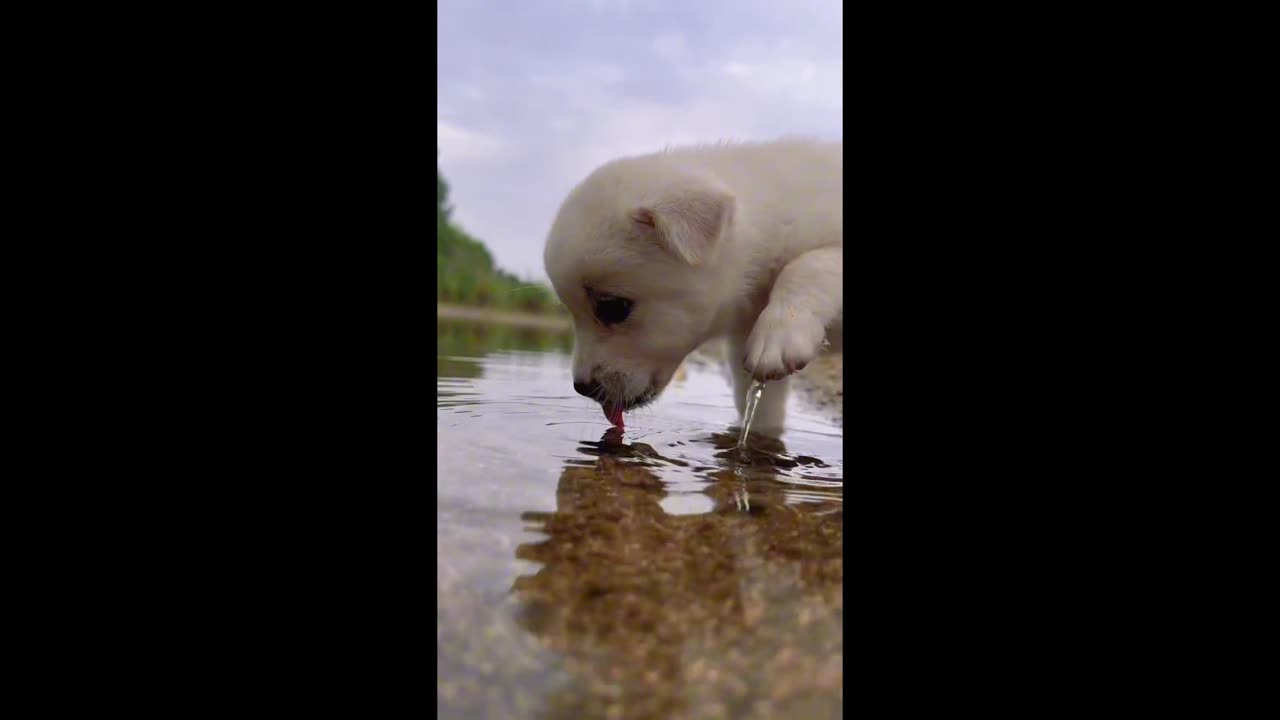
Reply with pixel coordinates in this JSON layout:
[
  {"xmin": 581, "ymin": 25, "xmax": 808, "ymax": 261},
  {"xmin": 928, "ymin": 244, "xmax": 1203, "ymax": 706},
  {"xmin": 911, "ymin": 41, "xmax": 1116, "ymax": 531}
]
[{"xmin": 60, "ymin": 2, "xmax": 1203, "ymax": 712}]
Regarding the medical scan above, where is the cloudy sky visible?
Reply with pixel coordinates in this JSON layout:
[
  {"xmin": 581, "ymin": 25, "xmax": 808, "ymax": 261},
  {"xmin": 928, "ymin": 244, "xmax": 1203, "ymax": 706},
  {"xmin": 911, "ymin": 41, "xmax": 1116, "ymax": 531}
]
[{"xmin": 437, "ymin": 0, "xmax": 843, "ymax": 283}]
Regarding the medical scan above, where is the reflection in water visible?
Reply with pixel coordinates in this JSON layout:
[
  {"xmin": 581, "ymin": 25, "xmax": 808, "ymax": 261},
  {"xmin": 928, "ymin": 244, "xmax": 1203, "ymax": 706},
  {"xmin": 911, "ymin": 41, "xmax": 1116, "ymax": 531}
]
[
  {"xmin": 437, "ymin": 318, "xmax": 574, "ymax": 379},
  {"xmin": 512, "ymin": 431, "xmax": 843, "ymax": 719},
  {"xmin": 437, "ymin": 314, "xmax": 841, "ymax": 719}
]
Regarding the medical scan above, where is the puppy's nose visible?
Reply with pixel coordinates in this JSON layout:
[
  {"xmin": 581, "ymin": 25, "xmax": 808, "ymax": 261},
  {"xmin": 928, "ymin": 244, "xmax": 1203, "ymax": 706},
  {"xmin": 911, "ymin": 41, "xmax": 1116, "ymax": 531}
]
[{"xmin": 573, "ymin": 380, "xmax": 601, "ymax": 398}]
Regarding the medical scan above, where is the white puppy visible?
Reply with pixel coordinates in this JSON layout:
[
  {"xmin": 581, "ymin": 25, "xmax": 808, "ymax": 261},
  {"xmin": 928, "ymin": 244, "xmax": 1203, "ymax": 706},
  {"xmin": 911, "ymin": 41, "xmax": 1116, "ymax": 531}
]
[{"xmin": 543, "ymin": 139, "xmax": 842, "ymax": 435}]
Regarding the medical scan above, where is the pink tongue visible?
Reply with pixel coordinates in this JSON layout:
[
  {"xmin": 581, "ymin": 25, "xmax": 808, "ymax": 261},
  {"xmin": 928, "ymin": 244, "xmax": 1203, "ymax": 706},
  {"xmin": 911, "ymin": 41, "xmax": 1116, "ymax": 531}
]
[{"xmin": 605, "ymin": 404, "xmax": 624, "ymax": 427}]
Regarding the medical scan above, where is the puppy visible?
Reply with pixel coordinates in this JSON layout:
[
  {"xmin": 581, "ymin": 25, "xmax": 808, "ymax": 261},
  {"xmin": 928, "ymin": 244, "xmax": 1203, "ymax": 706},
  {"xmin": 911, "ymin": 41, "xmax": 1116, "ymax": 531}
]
[{"xmin": 543, "ymin": 139, "xmax": 842, "ymax": 436}]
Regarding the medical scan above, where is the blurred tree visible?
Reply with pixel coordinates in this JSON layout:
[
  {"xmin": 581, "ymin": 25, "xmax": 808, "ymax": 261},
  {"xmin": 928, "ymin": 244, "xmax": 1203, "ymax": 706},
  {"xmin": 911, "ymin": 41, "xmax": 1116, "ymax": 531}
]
[{"xmin": 436, "ymin": 160, "xmax": 563, "ymax": 315}]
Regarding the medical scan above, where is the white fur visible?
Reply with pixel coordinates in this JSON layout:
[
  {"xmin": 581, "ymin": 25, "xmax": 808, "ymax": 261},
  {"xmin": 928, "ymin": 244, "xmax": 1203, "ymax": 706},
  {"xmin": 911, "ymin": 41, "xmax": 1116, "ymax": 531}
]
[{"xmin": 544, "ymin": 139, "xmax": 842, "ymax": 435}]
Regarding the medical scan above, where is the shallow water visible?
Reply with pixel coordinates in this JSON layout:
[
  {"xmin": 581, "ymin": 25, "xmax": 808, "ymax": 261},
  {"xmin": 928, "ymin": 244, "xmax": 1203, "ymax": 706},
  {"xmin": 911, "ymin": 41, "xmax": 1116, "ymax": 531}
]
[
  {"xmin": 736, "ymin": 380, "xmax": 767, "ymax": 453},
  {"xmin": 437, "ymin": 316, "xmax": 843, "ymax": 719}
]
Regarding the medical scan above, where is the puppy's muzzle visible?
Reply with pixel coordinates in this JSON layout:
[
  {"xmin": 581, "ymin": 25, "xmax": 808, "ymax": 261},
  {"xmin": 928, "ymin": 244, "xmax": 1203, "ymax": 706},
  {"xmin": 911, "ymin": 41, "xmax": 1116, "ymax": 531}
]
[{"xmin": 573, "ymin": 380, "xmax": 602, "ymax": 398}]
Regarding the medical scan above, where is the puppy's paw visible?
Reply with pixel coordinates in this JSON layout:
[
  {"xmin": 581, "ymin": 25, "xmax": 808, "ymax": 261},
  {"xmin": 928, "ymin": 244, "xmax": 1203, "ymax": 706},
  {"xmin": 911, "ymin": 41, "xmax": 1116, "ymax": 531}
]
[{"xmin": 743, "ymin": 304, "xmax": 827, "ymax": 382}]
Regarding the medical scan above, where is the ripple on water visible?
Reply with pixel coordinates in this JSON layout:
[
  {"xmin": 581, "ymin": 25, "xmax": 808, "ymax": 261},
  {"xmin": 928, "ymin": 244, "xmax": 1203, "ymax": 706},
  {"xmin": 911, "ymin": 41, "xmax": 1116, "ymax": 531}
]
[{"xmin": 437, "ymin": 317, "xmax": 842, "ymax": 719}]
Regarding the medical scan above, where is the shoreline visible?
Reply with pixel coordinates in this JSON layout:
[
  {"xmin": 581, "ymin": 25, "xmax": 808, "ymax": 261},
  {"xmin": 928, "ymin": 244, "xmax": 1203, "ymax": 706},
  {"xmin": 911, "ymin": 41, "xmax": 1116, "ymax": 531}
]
[
  {"xmin": 438, "ymin": 304, "xmax": 841, "ymax": 421},
  {"xmin": 437, "ymin": 303, "xmax": 570, "ymax": 331},
  {"xmin": 791, "ymin": 352, "xmax": 843, "ymax": 425}
]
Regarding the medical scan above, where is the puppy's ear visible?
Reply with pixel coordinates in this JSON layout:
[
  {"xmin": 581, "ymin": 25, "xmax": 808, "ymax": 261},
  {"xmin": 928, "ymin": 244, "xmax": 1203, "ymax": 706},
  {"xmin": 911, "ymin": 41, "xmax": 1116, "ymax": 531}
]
[{"xmin": 630, "ymin": 188, "xmax": 734, "ymax": 265}]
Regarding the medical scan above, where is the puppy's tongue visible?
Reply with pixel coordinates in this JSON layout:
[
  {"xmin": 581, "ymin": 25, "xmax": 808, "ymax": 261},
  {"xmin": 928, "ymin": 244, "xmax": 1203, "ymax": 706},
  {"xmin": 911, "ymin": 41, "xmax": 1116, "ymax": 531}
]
[{"xmin": 604, "ymin": 403, "xmax": 624, "ymax": 428}]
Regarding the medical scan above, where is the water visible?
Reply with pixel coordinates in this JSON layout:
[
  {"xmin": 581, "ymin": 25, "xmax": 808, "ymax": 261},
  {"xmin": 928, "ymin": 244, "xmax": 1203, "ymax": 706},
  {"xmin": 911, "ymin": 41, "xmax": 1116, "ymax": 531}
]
[
  {"xmin": 437, "ymin": 315, "xmax": 843, "ymax": 719},
  {"xmin": 736, "ymin": 380, "xmax": 767, "ymax": 453}
]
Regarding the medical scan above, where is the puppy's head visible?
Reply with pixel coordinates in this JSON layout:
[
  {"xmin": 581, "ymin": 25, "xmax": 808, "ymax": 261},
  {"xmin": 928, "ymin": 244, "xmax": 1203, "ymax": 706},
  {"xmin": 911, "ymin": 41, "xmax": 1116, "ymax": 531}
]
[{"xmin": 544, "ymin": 156, "xmax": 735, "ymax": 419}]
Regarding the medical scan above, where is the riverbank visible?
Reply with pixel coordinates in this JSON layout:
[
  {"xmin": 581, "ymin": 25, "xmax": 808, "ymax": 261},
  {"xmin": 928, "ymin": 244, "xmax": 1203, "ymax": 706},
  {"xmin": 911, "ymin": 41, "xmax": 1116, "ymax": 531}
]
[
  {"xmin": 437, "ymin": 303, "xmax": 570, "ymax": 331},
  {"xmin": 792, "ymin": 352, "xmax": 843, "ymax": 425}
]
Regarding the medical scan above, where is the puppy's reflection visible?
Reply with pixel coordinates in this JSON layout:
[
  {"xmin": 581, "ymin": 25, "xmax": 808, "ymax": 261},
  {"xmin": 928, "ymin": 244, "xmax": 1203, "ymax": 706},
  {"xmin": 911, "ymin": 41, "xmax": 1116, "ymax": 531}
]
[{"xmin": 513, "ymin": 431, "xmax": 843, "ymax": 719}]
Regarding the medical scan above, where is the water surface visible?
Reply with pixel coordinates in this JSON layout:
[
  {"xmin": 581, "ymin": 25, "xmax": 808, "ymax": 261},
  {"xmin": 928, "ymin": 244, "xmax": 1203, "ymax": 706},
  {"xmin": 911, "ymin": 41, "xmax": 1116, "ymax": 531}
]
[{"xmin": 437, "ymin": 316, "xmax": 843, "ymax": 719}]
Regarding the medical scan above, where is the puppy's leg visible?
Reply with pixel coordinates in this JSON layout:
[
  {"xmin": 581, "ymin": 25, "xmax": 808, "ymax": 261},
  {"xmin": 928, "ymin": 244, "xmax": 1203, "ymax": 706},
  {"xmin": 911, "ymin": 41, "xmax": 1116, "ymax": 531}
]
[
  {"xmin": 744, "ymin": 245, "xmax": 842, "ymax": 383},
  {"xmin": 727, "ymin": 333, "xmax": 790, "ymax": 436},
  {"xmin": 727, "ymin": 334, "xmax": 753, "ymax": 417}
]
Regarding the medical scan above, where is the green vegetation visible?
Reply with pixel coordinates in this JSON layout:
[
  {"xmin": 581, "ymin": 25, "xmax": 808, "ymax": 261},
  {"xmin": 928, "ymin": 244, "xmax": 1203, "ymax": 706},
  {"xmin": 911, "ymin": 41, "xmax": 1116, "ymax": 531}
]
[{"xmin": 437, "ymin": 163, "xmax": 564, "ymax": 315}]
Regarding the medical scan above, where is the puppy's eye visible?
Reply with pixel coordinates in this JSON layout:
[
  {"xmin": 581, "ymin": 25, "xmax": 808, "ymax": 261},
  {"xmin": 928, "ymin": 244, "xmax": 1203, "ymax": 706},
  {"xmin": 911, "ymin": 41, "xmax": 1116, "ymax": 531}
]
[{"xmin": 593, "ymin": 295, "xmax": 633, "ymax": 326}]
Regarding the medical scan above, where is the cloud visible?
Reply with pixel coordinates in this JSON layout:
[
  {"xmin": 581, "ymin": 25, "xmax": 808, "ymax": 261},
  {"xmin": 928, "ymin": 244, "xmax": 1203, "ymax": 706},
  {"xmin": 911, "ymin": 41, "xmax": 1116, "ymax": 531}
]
[
  {"xmin": 652, "ymin": 32, "xmax": 687, "ymax": 61},
  {"xmin": 437, "ymin": 121, "xmax": 502, "ymax": 162}
]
